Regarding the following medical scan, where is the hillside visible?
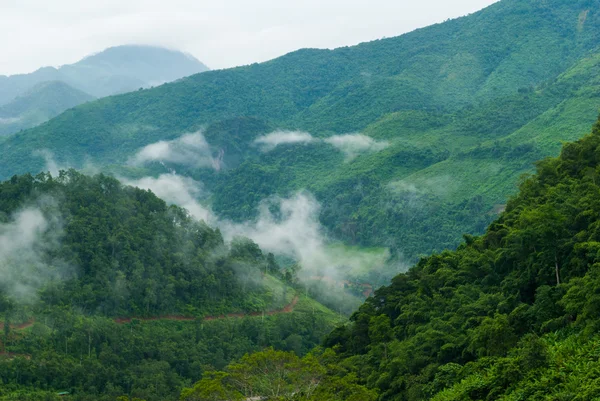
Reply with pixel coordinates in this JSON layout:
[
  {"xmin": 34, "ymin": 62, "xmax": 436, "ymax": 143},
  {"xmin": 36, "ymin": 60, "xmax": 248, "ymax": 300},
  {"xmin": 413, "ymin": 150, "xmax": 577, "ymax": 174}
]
[
  {"xmin": 0, "ymin": 81, "xmax": 94, "ymax": 136},
  {"xmin": 0, "ymin": 45, "xmax": 209, "ymax": 105},
  {"xmin": 320, "ymin": 117, "xmax": 600, "ymax": 400},
  {"xmin": 0, "ymin": 171, "xmax": 341, "ymax": 401},
  {"xmin": 0, "ymin": 45, "xmax": 209, "ymax": 137},
  {"xmin": 1, "ymin": 0, "xmax": 599, "ymax": 271},
  {"xmin": 181, "ymin": 118, "xmax": 600, "ymax": 399}
]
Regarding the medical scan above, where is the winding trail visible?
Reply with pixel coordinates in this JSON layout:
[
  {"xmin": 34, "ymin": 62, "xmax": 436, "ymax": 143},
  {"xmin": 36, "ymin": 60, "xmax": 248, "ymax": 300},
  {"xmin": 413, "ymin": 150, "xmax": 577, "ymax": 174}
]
[
  {"xmin": 0, "ymin": 297, "xmax": 301, "ymax": 360},
  {"xmin": 0, "ymin": 296, "xmax": 301, "ymax": 331},
  {"xmin": 114, "ymin": 295, "xmax": 300, "ymax": 324},
  {"xmin": 0, "ymin": 320, "xmax": 35, "ymax": 331}
]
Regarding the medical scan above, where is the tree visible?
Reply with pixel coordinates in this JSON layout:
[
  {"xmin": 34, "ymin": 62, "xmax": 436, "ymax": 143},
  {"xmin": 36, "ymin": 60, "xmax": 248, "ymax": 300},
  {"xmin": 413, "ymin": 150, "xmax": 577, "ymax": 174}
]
[{"xmin": 180, "ymin": 372, "xmax": 242, "ymax": 401}]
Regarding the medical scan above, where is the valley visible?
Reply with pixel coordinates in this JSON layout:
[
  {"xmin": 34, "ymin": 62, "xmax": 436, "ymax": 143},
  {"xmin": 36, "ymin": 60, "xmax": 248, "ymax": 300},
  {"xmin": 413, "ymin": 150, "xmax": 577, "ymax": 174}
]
[{"xmin": 2, "ymin": 0, "xmax": 600, "ymax": 400}]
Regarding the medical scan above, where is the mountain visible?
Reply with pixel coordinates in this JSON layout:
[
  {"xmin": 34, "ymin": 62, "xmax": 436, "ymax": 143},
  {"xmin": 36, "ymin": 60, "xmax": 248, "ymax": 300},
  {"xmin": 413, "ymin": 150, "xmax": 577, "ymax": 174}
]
[
  {"xmin": 0, "ymin": 45, "xmax": 209, "ymax": 136},
  {"xmin": 1, "ymin": 0, "xmax": 600, "ymax": 274},
  {"xmin": 0, "ymin": 45, "xmax": 209, "ymax": 105},
  {"xmin": 314, "ymin": 117, "xmax": 600, "ymax": 400},
  {"xmin": 0, "ymin": 170, "xmax": 340, "ymax": 401},
  {"xmin": 0, "ymin": 81, "xmax": 94, "ymax": 136},
  {"xmin": 180, "ymin": 117, "xmax": 600, "ymax": 400}
]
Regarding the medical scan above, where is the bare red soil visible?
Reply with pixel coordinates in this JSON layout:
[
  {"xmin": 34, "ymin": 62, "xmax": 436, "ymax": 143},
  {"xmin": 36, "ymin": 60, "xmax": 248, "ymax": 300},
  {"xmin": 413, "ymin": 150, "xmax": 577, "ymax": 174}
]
[
  {"xmin": 115, "ymin": 295, "xmax": 300, "ymax": 324},
  {"xmin": 0, "ymin": 352, "xmax": 31, "ymax": 360},
  {"xmin": 0, "ymin": 320, "xmax": 35, "ymax": 331}
]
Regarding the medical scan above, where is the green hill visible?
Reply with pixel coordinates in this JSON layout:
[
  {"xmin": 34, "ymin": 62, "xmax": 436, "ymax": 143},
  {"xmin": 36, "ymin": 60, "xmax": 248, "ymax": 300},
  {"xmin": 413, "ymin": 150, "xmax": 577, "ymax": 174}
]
[
  {"xmin": 0, "ymin": 45, "xmax": 209, "ymax": 105},
  {"xmin": 182, "ymin": 118, "xmax": 600, "ymax": 400},
  {"xmin": 0, "ymin": 171, "xmax": 341, "ymax": 401},
  {"xmin": 315, "ymin": 116, "xmax": 600, "ymax": 400},
  {"xmin": 0, "ymin": 81, "xmax": 94, "ymax": 136},
  {"xmin": 1, "ymin": 0, "xmax": 600, "ymax": 269}
]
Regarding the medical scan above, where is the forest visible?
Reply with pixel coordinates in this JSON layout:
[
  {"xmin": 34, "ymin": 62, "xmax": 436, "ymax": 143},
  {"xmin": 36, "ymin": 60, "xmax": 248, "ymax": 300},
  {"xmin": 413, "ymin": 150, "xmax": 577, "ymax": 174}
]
[
  {"xmin": 2, "ymin": 0, "xmax": 600, "ymax": 400},
  {"xmin": 0, "ymin": 171, "xmax": 341, "ymax": 400},
  {"xmin": 2, "ymin": 0, "xmax": 600, "ymax": 267},
  {"xmin": 173, "ymin": 118, "xmax": 600, "ymax": 400}
]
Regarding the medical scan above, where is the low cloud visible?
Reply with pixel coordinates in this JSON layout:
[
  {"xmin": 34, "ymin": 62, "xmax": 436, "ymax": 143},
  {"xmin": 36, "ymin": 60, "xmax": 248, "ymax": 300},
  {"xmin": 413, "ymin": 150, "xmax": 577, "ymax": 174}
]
[
  {"xmin": 33, "ymin": 149, "xmax": 64, "ymax": 177},
  {"xmin": 254, "ymin": 131, "xmax": 388, "ymax": 161},
  {"xmin": 121, "ymin": 174, "xmax": 215, "ymax": 223},
  {"xmin": 0, "ymin": 202, "xmax": 69, "ymax": 303},
  {"xmin": 254, "ymin": 131, "xmax": 316, "ymax": 151},
  {"xmin": 0, "ymin": 117, "xmax": 21, "ymax": 125},
  {"xmin": 222, "ymin": 192, "xmax": 331, "ymax": 275},
  {"xmin": 129, "ymin": 132, "xmax": 222, "ymax": 170},
  {"xmin": 324, "ymin": 134, "xmax": 389, "ymax": 161},
  {"xmin": 120, "ymin": 172, "xmax": 387, "ymax": 281},
  {"xmin": 389, "ymin": 174, "xmax": 458, "ymax": 199},
  {"xmin": 223, "ymin": 192, "xmax": 389, "ymax": 280}
]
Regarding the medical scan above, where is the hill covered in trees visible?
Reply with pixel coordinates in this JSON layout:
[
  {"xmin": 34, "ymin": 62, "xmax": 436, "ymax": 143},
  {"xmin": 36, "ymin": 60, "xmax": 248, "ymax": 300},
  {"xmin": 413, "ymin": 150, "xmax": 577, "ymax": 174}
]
[
  {"xmin": 181, "ymin": 117, "xmax": 600, "ymax": 399},
  {"xmin": 0, "ymin": 171, "xmax": 341, "ymax": 400},
  {"xmin": 1, "ymin": 0, "xmax": 600, "ymax": 267}
]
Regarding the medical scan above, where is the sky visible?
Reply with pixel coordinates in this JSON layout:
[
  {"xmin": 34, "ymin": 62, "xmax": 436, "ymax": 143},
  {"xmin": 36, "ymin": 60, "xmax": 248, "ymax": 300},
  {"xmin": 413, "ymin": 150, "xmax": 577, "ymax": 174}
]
[{"xmin": 0, "ymin": 0, "xmax": 498, "ymax": 76}]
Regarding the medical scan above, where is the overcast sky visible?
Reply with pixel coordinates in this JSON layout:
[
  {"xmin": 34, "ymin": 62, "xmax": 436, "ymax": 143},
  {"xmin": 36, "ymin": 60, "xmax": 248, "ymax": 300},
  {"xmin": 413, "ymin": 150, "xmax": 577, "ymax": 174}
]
[{"xmin": 0, "ymin": 0, "xmax": 498, "ymax": 76}]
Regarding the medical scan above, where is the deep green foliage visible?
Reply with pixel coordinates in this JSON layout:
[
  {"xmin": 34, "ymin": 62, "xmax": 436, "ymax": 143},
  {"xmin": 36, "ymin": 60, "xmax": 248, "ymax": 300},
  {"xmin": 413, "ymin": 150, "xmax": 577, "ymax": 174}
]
[
  {"xmin": 0, "ymin": 170, "xmax": 279, "ymax": 317},
  {"xmin": 3, "ymin": 0, "xmax": 600, "ymax": 266},
  {"xmin": 320, "ymin": 118, "xmax": 600, "ymax": 399},
  {"xmin": 180, "ymin": 348, "xmax": 378, "ymax": 401},
  {"xmin": 0, "ymin": 171, "xmax": 342, "ymax": 401}
]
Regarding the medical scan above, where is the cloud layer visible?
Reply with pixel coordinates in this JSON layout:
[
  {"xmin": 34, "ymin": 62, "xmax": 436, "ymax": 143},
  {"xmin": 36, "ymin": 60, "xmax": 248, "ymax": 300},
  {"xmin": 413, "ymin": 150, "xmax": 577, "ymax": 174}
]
[
  {"xmin": 254, "ymin": 131, "xmax": 389, "ymax": 160},
  {"xmin": 0, "ymin": 203, "xmax": 68, "ymax": 302},
  {"xmin": 324, "ymin": 134, "xmax": 389, "ymax": 161},
  {"xmin": 253, "ymin": 131, "xmax": 316, "ymax": 151},
  {"xmin": 121, "ymin": 171, "xmax": 388, "ymax": 281},
  {"xmin": 129, "ymin": 132, "xmax": 222, "ymax": 170},
  {"xmin": 122, "ymin": 174, "xmax": 215, "ymax": 223}
]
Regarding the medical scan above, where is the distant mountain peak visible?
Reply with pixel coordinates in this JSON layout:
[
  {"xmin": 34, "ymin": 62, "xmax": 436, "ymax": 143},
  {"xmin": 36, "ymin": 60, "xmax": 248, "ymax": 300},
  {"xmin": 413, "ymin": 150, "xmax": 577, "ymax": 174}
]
[{"xmin": 0, "ymin": 44, "xmax": 210, "ymax": 106}]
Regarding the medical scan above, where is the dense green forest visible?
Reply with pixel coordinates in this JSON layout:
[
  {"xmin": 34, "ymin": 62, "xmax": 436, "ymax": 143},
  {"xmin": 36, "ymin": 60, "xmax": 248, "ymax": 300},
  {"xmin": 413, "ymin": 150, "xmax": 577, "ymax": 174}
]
[
  {"xmin": 4, "ymin": 0, "xmax": 600, "ymax": 399},
  {"xmin": 2, "ymin": 0, "xmax": 600, "ymax": 268},
  {"xmin": 180, "ymin": 117, "xmax": 600, "ymax": 399},
  {"xmin": 0, "ymin": 171, "xmax": 341, "ymax": 400}
]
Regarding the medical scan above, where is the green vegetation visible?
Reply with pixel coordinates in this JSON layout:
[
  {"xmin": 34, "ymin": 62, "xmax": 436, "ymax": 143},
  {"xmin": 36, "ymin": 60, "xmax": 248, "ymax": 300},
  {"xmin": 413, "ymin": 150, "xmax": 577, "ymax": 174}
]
[
  {"xmin": 181, "ymin": 117, "xmax": 600, "ymax": 400},
  {"xmin": 5, "ymin": 0, "xmax": 600, "ymax": 399},
  {"xmin": 0, "ymin": 45, "xmax": 208, "ymax": 137},
  {"xmin": 313, "ymin": 118, "xmax": 600, "ymax": 400},
  {"xmin": 2, "ymin": 0, "xmax": 600, "ymax": 268},
  {"xmin": 0, "ymin": 171, "xmax": 342, "ymax": 400},
  {"xmin": 0, "ymin": 81, "xmax": 94, "ymax": 136}
]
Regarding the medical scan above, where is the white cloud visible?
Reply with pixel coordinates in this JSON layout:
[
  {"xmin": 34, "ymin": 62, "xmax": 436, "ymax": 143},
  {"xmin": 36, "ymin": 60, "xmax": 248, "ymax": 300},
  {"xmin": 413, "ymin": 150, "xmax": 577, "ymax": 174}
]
[
  {"xmin": 0, "ymin": 0, "xmax": 499, "ymax": 75},
  {"xmin": 0, "ymin": 204, "xmax": 68, "ymax": 302},
  {"xmin": 33, "ymin": 149, "xmax": 65, "ymax": 176},
  {"xmin": 254, "ymin": 131, "xmax": 316, "ymax": 151},
  {"xmin": 324, "ymin": 134, "xmax": 389, "ymax": 161},
  {"xmin": 129, "ymin": 132, "xmax": 222, "ymax": 170},
  {"xmin": 122, "ymin": 174, "xmax": 215, "ymax": 223},
  {"xmin": 254, "ymin": 131, "xmax": 389, "ymax": 161},
  {"xmin": 0, "ymin": 117, "xmax": 21, "ymax": 125},
  {"xmin": 120, "ymin": 172, "xmax": 387, "ymax": 279}
]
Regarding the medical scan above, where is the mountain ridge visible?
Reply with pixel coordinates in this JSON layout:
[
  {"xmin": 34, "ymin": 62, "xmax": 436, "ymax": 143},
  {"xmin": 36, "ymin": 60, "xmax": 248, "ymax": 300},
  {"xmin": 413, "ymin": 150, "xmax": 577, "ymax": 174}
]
[{"xmin": 1, "ymin": 0, "xmax": 600, "ymax": 271}]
